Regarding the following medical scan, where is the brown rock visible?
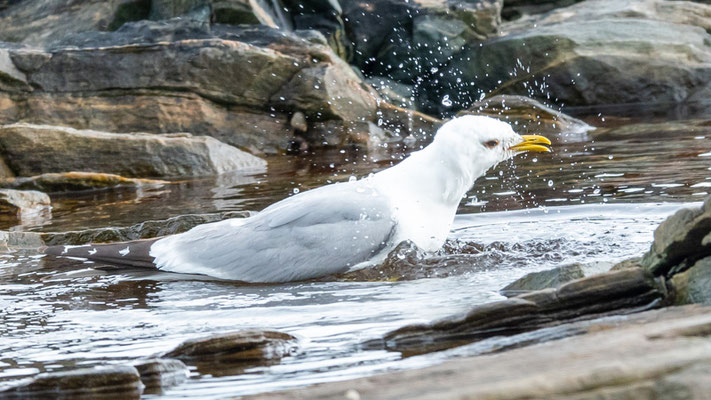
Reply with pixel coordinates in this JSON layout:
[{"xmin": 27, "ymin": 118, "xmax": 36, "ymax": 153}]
[
  {"xmin": 0, "ymin": 172, "xmax": 168, "ymax": 193},
  {"xmin": 132, "ymin": 358, "xmax": 188, "ymax": 390},
  {"xmin": 0, "ymin": 365, "xmax": 143, "ymax": 399},
  {"xmin": 0, "ymin": 124, "xmax": 266, "ymax": 178},
  {"xmin": 161, "ymin": 329, "xmax": 298, "ymax": 363},
  {"xmin": 0, "ymin": 188, "xmax": 50, "ymax": 216}
]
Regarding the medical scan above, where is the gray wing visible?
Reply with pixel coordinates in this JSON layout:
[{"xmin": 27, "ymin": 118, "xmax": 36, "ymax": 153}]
[{"xmin": 150, "ymin": 182, "xmax": 397, "ymax": 282}]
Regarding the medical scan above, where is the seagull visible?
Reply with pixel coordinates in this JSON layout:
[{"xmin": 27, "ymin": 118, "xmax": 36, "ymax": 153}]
[{"xmin": 43, "ymin": 116, "xmax": 551, "ymax": 283}]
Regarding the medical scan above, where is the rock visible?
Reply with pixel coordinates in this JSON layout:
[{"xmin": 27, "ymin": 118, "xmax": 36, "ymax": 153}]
[
  {"xmin": 343, "ymin": 0, "xmax": 502, "ymax": 81},
  {"xmin": 423, "ymin": 0, "xmax": 711, "ymax": 113},
  {"xmin": 610, "ymin": 257, "xmax": 643, "ymax": 271},
  {"xmin": 377, "ymin": 268, "xmax": 665, "ymax": 356},
  {"xmin": 366, "ymin": 76, "xmax": 416, "ymax": 109},
  {"xmin": 0, "ymin": 20, "xmax": 380, "ymax": 153},
  {"xmin": 0, "ymin": 0, "xmax": 151, "ymax": 47},
  {"xmin": 132, "ymin": 358, "xmax": 188, "ymax": 390},
  {"xmin": 375, "ymin": 103, "xmax": 443, "ymax": 144},
  {"xmin": 459, "ymin": 95, "xmax": 593, "ymax": 136},
  {"xmin": 591, "ymin": 119, "xmax": 711, "ymax": 141},
  {"xmin": 502, "ymin": 0, "xmax": 583, "ymax": 20},
  {"xmin": 250, "ymin": 305, "xmax": 711, "ymax": 400},
  {"xmin": 289, "ymin": 111, "xmax": 308, "ymax": 133},
  {"xmin": 0, "ymin": 211, "xmax": 251, "ymax": 248},
  {"xmin": 161, "ymin": 329, "xmax": 298, "ymax": 363},
  {"xmin": 500, "ymin": 263, "xmax": 585, "ymax": 297},
  {"xmin": 0, "ymin": 188, "xmax": 50, "ymax": 215},
  {"xmin": 0, "ymin": 172, "xmax": 168, "ymax": 193},
  {"xmin": 0, "ymin": 365, "xmax": 143, "ymax": 399},
  {"xmin": 641, "ymin": 196, "xmax": 711, "ymax": 277},
  {"xmin": 670, "ymin": 256, "xmax": 711, "ymax": 305},
  {"xmin": 0, "ymin": 124, "xmax": 266, "ymax": 178}
]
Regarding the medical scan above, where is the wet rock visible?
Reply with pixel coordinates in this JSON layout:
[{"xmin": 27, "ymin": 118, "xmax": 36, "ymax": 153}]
[
  {"xmin": 459, "ymin": 95, "xmax": 593, "ymax": 136},
  {"xmin": 425, "ymin": 0, "xmax": 711, "ymax": 113},
  {"xmin": 0, "ymin": 211, "xmax": 251, "ymax": 248},
  {"xmin": 161, "ymin": 329, "xmax": 298, "ymax": 363},
  {"xmin": 641, "ymin": 196, "xmax": 711, "ymax": 277},
  {"xmin": 500, "ymin": 263, "xmax": 585, "ymax": 297},
  {"xmin": 0, "ymin": 365, "xmax": 143, "ymax": 399},
  {"xmin": 0, "ymin": 0, "xmax": 151, "ymax": 47},
  {"xmin": 0, "ymin": 124, "xmax": 266, "ymax": 178},
  {"xmin": 670, "ymin": 256, "xmax": 711, "ymax": 305},
  {"xmin": 591, "ymin": 119, "xmax": 711, "ymax": 141},
  {"xmin": 132, "ymin": 358, "xmax": 188, "ymax": 390},
  {"xmin": 344, "ymin": 0, "xmax": 502, "ymax": 81},
  {"xmin": 0, "ymin": 172, "xmax": 168, "ymax": 193},
  {"xmin": 0, "ymin": 20, "xmax": 379, "ymax": 153},
  {"xmin": 375, "ymin": 103, "xmax": 443, "ymax": 144},
  {"xmin": 366, "ymin": 76, "xmax": 416, "ymax": 109},
  {"xmin": 379, "ymin": 268, "xmax": 665, "ymax": 356},
  {"xmin": 41, "ymin": 211, "xmax": 252, "ymax": 246},
  {"xmin": 252, "ymin": 305, "xmax": 711, "ymax": 400},
  {"xmin": 502, "ymin": 0, "xmax": 582, "ymax": 20},
  {"xmin": 0, "ymin": 188, "xmax": 50, "ymax": 216},
  {"xmin": 289, "ymin": 112, "xmax": 308, "ymax": 133},
  {"xmin": 610, "ymin": 257, "xmax": 643, "ymax": 271}
]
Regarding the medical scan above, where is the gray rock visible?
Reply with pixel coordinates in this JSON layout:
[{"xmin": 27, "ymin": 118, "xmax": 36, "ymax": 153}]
[
  {"xmin": 641, "ymin": 196, "xmax": 711, "ymax": 277},
  {"xmin": 378, "ymin": 268, "xmax": 665, "ymax": 356},
  {"xmin": 251, "ymin": 305, "xmax": 711, "ymax": 400},
  {"xmin": 459, "ymin": 95, "xmax": 593, "ymax": 136},
  {"xmin": 0, "ymin": 124, "xmax": 266, "ymax": 178},
  {"xmin": 0, "ymin": 172, "xmax": 168, "ymax": 193},
  {"xmin": 0, "ymin": 365, "xmax": 144, "ymax": 399},
  {"xmin": 161, "ymin": 329, "xmax": 298, "ymax": 362},
  {"xmin": 423, "ymin": 0, "xmax": 711, "ymax": 113},
  {"xmin": 132, "ymin": 358, "xmax": 188, "ymax": 390},
  {"xmin": 366, "ymin": 76, "xmax": 416, "ymax": 109},
  {"xmin": 500, "ymin": 263, "xmax": 585, "ymax": 297},
  {"xmin": 670, "ymin": 256, "xmax": 711, "ymax": 305}
]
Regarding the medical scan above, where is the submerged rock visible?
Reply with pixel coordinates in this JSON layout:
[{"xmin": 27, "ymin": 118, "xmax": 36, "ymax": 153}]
[
  {"xmin": 424, "ymin": 0, "xmax": 711, "ymax": 113},
  {"xmin": 500, "ymin": 263, "xmax": 585, "ymax": 297},
  {"xmin": 0, "ymin": 365, "xmax": 144, "ymax": 399},
  {"xmin": 161, "ymin": 329, "xmax": 298, "ymax": 363},
  {"xmin": 0, "ymin": 188, "xmax": 50, "ymax": 216},
  {"xmin": 132, "ymin": 358, "xmax": 188, "ymax": 391},
  {"xmin": 459, "ymin": 95, "xmax": 593, "ymax": 136},
  {"xmin": 0, "ymin": 124, "xmax": 266, "ymax": 178},
  {"xmin": 0, "ymin": 172, "xmax": 168, "ymax": 193},
  {"xmin": 641, "ymin": 196, "xmax": 711, "ymax": 277},
  {"xmin": 0, "ymin": 211, "xmax": 251, "ymax": 248},
  {"xmin": 379, "ymin": 268, "xmax": 666, "ymax": 356}
]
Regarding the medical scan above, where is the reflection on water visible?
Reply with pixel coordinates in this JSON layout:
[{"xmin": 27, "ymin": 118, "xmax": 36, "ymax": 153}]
[{"xmin": 1, "ymin": 107, "xmax": 710, "ymax": 398}]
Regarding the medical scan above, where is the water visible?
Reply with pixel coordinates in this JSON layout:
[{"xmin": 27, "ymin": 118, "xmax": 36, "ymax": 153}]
[{"xmin": 1, "ymin": 109, "xmax": 710, "ymax": 398}]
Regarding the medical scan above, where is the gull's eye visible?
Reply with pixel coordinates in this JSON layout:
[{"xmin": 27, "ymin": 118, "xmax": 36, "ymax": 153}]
[{"xmin": 484, "ymin": 140, "xmax": 499, "ymax": 149}]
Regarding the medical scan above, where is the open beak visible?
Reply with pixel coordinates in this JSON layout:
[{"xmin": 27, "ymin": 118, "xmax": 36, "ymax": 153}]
[{"xmin": 509, "ymin": 135, "xmax": 552, "ymax": 153}]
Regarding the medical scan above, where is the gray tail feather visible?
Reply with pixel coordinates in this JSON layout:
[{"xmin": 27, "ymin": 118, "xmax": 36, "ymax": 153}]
[{"xmin": 42, "ymin": 238, "xmax": 160, "ymax": 269}]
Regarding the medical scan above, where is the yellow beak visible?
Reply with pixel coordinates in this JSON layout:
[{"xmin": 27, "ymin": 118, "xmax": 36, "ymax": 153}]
[{"xmin": 509, "ymin": 134, "xmax": 552, "ymax": 153}]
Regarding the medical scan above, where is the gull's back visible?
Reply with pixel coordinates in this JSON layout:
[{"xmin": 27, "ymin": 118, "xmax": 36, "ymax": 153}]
[{"xmin": 150, "ymin": 180, "xmax": 398, "ymax": 282}]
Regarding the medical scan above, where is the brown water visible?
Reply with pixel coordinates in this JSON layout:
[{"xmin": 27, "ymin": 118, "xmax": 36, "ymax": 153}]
[{"xmin": 1, "ymin": 106, "xmax": 710, "ymax": 398}]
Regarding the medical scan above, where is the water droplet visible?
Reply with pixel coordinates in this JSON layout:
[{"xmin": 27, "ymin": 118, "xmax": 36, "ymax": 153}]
[
  {"xmin": 608, "ymin": 155, "xmax": 614, "ymax": 160},
  {"xmin": 349, "ymin": 176, "xmax": 357, "ymax": 182},
  {"xmin": 292, "ymin": 188, "xmax": 300, "ymax": 194},
  {"xmin": 441, "ymin": 95, "xmax": 452, "ymax": 107},
  {"xmin": 547, "ymin": 180, "xmax": 554, "ymax": 187},
  {"xmin": 532, "ymin": 158, "xmax": 538, "ymax": 163}
]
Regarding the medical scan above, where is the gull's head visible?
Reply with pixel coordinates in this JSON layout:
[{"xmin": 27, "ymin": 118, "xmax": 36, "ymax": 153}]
[{"xmin": 432, "ymin": 115, "xmax": 551, "ymax": 175}]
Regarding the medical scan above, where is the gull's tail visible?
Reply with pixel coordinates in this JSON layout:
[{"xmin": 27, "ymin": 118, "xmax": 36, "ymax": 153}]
[{"xmin": 42, "ymin": 239, "xmax": 160, "ymax": 268}]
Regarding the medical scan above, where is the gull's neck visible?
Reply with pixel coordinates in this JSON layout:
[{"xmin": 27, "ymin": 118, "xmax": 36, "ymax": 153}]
[{"xmin": 373, "ymin": 139, "xmax": 484, "ymax": 208}]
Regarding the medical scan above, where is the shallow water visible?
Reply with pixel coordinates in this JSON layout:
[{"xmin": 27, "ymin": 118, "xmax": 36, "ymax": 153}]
[{"xmin": 1, "ymin": 108, "xmax": 710, "ymax": 398}]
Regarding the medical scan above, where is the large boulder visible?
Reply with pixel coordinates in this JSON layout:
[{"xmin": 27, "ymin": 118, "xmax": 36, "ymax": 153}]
[
  {"xmin": 0, "ymin": 188, "xmax": 50, "ymax": 217},
  {"xmin": 0, "ymin": 124, "xmax": 266, "ymax": 178},
  {"xmin": 642, "ymin": 196, "xmax": 711, "ymax": 277},
  {"xmin": 422, "ymin": 0, "xmax": 711, "ymax": 114},
  {"xmin": 0, "ymin": 20, "xmax": 380, "ymax": 154},
  {"xmin": 670, "ymin": 256, "xmax": 711, "ymax": 305}
]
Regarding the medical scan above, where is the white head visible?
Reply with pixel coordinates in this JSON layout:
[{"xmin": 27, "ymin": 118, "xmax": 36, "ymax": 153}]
[{"xmin": 430, "ymin": 115, "xmax": 551, "ymax": 180}]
